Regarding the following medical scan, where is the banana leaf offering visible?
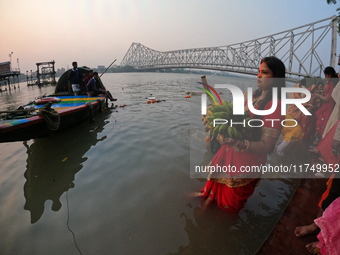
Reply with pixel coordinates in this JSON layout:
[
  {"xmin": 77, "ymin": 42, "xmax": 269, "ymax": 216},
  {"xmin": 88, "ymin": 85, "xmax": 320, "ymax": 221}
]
[{"xmin": 202, "ymin": 100, "xmax": 253, "ymax": 146}]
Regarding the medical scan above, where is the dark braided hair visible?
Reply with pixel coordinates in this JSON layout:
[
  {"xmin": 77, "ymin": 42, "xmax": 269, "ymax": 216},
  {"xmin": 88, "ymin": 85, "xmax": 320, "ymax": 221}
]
[
  {"xmin": 324, "ymin": 66, "xmax": 338, "ymax": 85},
  {"xmin": 324, "ymin": 66, "xmax": 337, "ymax": 78},
  {"xmin": 251, "ymin": 56, "xmax": 286, "ymax": 140},
  {"xmin": 253, "ymin": 56, "xmax": 286, "ymax": 111}
]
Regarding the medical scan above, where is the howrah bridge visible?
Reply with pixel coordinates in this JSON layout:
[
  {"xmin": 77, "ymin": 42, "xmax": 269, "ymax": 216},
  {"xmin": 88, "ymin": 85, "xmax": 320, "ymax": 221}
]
[{"xmin": 121, "ymin": 16, "xmax": 339, "ymax": 82}]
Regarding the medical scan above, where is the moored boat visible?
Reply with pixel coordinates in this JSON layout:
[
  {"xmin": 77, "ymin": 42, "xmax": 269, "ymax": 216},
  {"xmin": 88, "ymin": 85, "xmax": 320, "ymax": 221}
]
[{"xmin": 0, "ymin": 66, "xmax": 108, "ymax": 143}]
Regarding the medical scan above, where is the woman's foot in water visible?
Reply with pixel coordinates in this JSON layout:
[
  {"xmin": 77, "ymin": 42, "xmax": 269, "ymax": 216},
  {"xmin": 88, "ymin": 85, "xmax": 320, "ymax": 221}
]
[
  {"xmin": 186, "ymin": 192, "xmax": 204, "ymax": 198},
  {"xmin": 201, "ymin": 197, "xmax": 211, "ymax": 211}
]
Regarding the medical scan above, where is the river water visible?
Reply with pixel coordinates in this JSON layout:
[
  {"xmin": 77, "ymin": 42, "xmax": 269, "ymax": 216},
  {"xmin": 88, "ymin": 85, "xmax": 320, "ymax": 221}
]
[{"xmin": 0, "ymin": 72, "xmax": 300, "ymax": 255}]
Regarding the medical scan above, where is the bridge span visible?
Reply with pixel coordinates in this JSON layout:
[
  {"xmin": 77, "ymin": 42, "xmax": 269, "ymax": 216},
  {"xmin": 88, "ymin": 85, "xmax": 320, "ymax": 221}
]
[{"xmin": 121, "ymin": 16, "xmax": 338, "ymax": 81}]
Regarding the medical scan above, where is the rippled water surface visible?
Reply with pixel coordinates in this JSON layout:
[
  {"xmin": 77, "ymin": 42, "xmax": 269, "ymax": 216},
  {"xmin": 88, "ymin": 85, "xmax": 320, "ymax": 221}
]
[{"xmin": 0, "ymin": 73, "xmax": 298, "ymax": 255}]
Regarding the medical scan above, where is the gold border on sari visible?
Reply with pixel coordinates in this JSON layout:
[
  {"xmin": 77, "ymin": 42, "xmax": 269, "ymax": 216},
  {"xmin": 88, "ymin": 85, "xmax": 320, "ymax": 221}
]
[
  {"xmin": 212, "ymin": 177, "xmax": 256, "ymax": 188},
  {"xmin": 207, "ymin": 170, "xmax": 258, "ymax": 187}
]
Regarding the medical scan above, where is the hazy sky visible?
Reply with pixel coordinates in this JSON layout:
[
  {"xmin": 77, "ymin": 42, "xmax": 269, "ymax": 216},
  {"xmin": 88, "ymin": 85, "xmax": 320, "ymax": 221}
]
[{"xmin": 0, "ymin": 0, "xmax": 339, "ymax": 72}]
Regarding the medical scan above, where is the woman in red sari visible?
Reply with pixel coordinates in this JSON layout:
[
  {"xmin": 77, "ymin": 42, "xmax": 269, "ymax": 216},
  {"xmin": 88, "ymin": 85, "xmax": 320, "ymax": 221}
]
[
  {"xmin": 315, "ymin": 66, "xmax": 337, "ymax": 138},
  {"xmin": 197, "ymin": 56, "xmax": 286, "ymax": 213},
  {"xmin": 301, "ymin": 82, "xmax": 323, "ymax": 140}
]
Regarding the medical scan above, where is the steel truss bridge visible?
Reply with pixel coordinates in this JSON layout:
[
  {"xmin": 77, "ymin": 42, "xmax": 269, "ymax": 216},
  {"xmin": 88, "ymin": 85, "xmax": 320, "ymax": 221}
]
[{"xmin": 121, "ymin": 16, "xmax": 338, "ymax": 81}]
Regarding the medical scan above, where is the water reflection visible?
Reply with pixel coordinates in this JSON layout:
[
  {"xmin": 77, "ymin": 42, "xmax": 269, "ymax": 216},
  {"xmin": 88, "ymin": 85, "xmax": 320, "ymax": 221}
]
[
  {"xmin": 169, "ymin": 176, "xmax": 298, "ymax": 255},
  {"xmin": 168, "ymin": 206, "xmax": 240, "ymax": 255},
  {"xmin": 23, "ymin": 110, "xmax": 111, "ymax": 223},
  {"xmin": 176, "ymin": 135, "xmax": 304, "ymax": 254}
]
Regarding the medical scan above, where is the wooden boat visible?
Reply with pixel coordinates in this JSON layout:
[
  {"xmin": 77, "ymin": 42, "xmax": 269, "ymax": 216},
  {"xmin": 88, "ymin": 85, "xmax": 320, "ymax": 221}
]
[{"xmin": 0, "ymin": 66, "xmax": 108, "ymax": 143}]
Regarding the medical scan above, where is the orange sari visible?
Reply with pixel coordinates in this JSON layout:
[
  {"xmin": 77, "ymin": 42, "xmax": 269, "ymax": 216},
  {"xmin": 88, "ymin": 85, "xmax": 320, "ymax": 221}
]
[{"xmin": 200, "ymin": 100, "xmax": 283, "ymax": 213}]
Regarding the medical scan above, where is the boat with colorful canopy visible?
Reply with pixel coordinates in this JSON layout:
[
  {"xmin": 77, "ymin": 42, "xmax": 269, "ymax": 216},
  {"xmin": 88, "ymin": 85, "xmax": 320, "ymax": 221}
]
[{"xmin": 0, "ymin": 66, "xmax": 108, "ymax": 143}]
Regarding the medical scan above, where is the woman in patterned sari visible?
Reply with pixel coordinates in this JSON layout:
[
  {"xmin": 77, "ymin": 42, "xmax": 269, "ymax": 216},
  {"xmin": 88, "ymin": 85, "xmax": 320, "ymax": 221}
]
[{"xmin": 197, "ymin": 56, "xmax": 286, "ymax": 213}]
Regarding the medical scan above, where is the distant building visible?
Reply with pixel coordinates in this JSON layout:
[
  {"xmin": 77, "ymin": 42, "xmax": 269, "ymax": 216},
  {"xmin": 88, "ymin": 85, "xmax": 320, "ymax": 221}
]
[
  {"xmin": 56, "ymin": 68, "xmax": 66, "ymax": 77},
  {"xmin": 97, "ymin": 65, "xmax": 105, "ymax": 72}
]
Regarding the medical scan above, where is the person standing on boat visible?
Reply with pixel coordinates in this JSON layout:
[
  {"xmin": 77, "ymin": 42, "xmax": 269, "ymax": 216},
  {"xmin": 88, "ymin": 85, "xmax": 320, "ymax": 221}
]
[
  {"xmin": 86, "ymin": 72, "xmax": 117, "ymax": 101},
  {"xmin": 68, "ymin": 61, "xmax": 82, "ymax": 95}
]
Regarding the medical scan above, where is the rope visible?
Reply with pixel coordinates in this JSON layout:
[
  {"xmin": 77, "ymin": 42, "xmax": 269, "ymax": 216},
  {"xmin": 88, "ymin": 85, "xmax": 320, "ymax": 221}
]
[
  {"xmin": 86, "ymin": 102, "xmax": 95, "ymax": 123},
  {"xmin": 96, "ymin": 99, "xmax": 103, "ymax": 113},
  {"xmin": 66, "ymin": 191, "xmax": 83, "ymax": 255},
  {"xmin": 39, "ymin": 102, "xmax": 60, "ymax": 131},
  {"xmin": 1, "ymin": 107, "xmax": 37, "ymax": 120}
]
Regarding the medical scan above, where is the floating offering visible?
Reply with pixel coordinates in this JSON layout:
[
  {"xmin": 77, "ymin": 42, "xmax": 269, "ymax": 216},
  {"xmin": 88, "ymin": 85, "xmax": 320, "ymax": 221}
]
[{"xmin": 146, "ymin": 98, "xmax": 165, "ymax": 104}]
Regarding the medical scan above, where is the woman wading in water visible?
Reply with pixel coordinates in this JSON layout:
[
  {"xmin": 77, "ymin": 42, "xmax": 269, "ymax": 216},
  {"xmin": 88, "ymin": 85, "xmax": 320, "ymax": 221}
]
[{"xmin": 197, "ymin": 56, "xmax": 286, "ymax": 213}]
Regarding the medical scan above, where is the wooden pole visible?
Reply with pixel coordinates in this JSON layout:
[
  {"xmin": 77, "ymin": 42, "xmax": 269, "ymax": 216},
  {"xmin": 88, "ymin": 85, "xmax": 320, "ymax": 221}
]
[
  {"xmin": 100, "ymin": 59, "xmax": 117, "ymax": 77},
  {"xmin": 200, "ymin": 76, "xmax": 213, "ymax": 149}
]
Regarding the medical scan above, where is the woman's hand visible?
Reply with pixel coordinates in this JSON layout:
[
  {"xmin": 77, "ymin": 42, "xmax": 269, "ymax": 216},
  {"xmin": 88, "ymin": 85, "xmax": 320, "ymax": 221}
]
[
  {"xmin": 304, "ymin": 103, "xmax": 314, "ymax": 111},
  {"xmin": 217, "ymin": 135, "xmax": 236, "ymax": 146},
  {"xmin": 317, "ymin": 93, "xmax": 329, "ymax": 103},
  {"xmin": 313, "ymin": 93, "xmax": 320, "ymax": 99}
]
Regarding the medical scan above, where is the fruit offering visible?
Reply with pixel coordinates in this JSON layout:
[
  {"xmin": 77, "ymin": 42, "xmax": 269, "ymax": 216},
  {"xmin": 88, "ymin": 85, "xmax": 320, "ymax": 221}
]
[{"xmin": 202, "ymin": 100, "xmax": 252, "ymax": 141}]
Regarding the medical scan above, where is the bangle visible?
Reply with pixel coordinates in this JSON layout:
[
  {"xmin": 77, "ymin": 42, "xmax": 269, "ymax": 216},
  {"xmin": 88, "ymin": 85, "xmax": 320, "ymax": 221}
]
[
  {"xmin": 240, "ymin": 140, "xmax": 250, "ymax": 152},
  {"xmin": 245, "ymin": 140, "xmax": 250, "ymax": 151}
]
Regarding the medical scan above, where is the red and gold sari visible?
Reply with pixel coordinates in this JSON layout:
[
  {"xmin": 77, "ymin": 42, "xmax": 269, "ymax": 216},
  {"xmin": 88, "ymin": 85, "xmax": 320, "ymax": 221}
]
[
  {"xmin": 200, "ymin": 100, "xmax": 283, "ymax": 213},
  {"xmin": 316, "ymin": 81, "xmax": 336, "ymax": 136},
  {"xmin": 301, "ymin": 85, "xmax": 320, "ymax": 140},
  {"xmin": 317, "ymin": 120, "xmax": 340, "ymax": 165}
]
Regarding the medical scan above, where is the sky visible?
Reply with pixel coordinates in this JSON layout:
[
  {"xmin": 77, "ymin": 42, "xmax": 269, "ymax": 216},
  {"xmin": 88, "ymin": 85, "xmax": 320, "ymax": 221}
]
[{"xmin": 0, "ymin": 0, "xmax": 339, "ymax": 72}]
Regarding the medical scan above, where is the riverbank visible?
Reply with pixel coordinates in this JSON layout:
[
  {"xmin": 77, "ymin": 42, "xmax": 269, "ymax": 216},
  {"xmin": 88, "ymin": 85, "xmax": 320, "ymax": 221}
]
[{"xmin": 257, "ymin": 177, "xmax": 327, "ymax": 254}]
